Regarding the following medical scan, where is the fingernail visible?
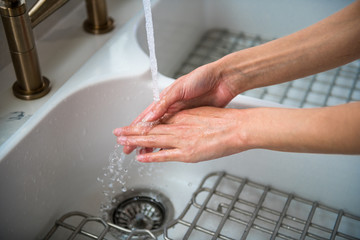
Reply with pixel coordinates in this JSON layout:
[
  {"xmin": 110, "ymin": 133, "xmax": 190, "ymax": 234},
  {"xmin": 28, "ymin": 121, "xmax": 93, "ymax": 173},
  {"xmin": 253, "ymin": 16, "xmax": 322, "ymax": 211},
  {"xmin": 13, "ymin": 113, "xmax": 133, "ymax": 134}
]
[{"xmin": 113, "ymin": 128, "xmax": 121, "ymax": 136}]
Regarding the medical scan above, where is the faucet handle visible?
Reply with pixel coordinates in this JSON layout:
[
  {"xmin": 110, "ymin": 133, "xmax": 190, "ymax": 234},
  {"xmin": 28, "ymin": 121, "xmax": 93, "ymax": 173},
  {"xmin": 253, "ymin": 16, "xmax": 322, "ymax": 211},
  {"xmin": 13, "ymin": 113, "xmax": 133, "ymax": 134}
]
[
  {"xmin": 29, "ymin": 0, "xmax": 70, "ymax": 28},
  {"xmin": 83, "ymin": 0, "xmax": 114, "ymax": 34}
]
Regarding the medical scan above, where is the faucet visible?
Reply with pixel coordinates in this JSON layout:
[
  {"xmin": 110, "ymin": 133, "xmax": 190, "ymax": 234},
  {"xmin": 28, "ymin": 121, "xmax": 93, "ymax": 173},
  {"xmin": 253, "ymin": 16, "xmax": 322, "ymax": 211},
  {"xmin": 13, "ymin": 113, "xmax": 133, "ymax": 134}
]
[{"xmin": 0, "ymin": 0, "xmax": 114, "ymax": 100}]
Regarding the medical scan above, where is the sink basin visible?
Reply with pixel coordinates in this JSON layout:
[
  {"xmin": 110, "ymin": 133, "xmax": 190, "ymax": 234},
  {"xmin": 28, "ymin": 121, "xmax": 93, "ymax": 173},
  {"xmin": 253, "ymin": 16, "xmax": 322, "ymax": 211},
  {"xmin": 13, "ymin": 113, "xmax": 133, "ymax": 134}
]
[
  {"xmin": 0, "ymin": 0, "xmax": 359, "ymax": 239},
  {"xmin": 1, "ymin": 73, "xmax": 359, "ymax": 239}
]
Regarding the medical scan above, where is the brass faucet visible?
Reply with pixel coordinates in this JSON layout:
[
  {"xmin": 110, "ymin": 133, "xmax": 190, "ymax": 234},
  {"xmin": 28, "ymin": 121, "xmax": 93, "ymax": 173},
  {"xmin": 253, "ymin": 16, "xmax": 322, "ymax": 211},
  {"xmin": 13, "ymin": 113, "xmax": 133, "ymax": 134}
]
[{"xmin": 0, "ymin": 0, "xmax": 114, "ymax": 100}]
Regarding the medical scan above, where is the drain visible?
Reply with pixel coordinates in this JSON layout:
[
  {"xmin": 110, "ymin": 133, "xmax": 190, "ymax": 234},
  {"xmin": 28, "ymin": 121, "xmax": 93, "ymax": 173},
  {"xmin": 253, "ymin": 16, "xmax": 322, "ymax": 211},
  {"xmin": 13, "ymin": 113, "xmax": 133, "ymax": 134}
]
[
  {"xmin": 110, "ymin": 189, "xmax": 173, "ymax": 237},
  {"xmin": 113, "ymin": 196, "xmax": 165, "ymax": 230}
]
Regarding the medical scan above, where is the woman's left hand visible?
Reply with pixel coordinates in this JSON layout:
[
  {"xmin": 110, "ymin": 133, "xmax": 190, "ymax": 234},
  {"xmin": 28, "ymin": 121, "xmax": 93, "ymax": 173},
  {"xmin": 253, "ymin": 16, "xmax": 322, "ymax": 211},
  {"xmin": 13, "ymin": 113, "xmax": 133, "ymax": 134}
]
[{"xmin": 113, "ymin": 107, "xmax": 249, "ymax": 163}]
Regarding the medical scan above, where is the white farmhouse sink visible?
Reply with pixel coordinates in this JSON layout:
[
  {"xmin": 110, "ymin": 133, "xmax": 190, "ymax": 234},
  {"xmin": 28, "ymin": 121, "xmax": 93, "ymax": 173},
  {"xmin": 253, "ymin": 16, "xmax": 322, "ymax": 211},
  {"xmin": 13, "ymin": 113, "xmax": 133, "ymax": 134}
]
[{"xmin": 0, "ymin": 0, "xmax": 359, "ymax": 239}]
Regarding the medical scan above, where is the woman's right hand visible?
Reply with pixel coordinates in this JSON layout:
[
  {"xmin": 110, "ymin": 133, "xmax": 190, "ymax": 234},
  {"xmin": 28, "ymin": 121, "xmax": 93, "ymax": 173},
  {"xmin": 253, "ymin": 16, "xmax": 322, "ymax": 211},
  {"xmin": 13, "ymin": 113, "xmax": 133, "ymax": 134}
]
[{"xmin": 117, "ymin": 61, "xmax": 239, "ymax": 154}]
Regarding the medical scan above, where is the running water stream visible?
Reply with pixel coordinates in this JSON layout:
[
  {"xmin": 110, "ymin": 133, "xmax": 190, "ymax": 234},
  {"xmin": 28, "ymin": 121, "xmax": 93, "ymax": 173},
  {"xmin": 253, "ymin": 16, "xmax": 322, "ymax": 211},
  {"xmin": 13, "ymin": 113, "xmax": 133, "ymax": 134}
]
[
  {"xmin": 142, "ymin": 0, "xmax": 160, "ymax": 102},
  {"xmin": 98, "ymin": 0, "xmax": 161, "ymax": 220}
]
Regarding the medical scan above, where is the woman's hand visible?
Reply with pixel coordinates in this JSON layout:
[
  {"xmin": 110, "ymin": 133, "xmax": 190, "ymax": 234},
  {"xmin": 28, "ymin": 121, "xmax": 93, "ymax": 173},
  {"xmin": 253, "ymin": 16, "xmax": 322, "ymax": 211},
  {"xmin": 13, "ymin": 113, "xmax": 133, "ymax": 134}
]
[
  {"xmin": 121, "ymin": 62, "xmax": 239, "ymax": 154},
  {"xmin": 115, "ymin": 102, "xmax": 360, "ymax": 162},
  {"xmin": 114, "ymin": 107, "xmax": 250, "ymax": 163},
  {"xmin": 148, "ymin": 63, "xmax": 237, "ymax": 119}
]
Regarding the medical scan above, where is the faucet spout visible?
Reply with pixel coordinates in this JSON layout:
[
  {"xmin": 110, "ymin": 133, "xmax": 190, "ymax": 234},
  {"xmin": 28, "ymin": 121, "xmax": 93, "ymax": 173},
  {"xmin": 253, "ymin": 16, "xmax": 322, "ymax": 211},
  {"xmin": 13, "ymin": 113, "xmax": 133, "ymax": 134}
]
[
  {"xmin": 29, "ymin": 0, "xmax": 70, "ymax": 28},
  {"xmin": 0, "ymin": 0, "xmax": 51, "ymax": 100}
]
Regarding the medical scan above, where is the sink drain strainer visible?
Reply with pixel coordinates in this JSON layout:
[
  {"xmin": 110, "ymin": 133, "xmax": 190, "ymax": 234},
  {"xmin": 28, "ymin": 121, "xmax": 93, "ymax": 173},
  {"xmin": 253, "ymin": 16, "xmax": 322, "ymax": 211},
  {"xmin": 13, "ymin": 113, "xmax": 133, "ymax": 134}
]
[
  {"xmin": 113, "ymin": 196, "xmax": 165, "ymax": 230},
  {"xmin": 110, "ymin": 189, "xmax": 173, "ymax": 237}
]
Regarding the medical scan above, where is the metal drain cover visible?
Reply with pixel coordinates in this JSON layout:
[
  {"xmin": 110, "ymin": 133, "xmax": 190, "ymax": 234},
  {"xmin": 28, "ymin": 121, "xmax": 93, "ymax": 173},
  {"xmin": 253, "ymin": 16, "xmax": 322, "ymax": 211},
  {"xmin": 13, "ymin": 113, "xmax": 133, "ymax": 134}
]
[
  {"xmin": 113, "ymin": 196, "xmax": 165, "ymax": 230},
  {"xmin": 110, "ymin": 189, "xmax": 174, "ymax": 237}
]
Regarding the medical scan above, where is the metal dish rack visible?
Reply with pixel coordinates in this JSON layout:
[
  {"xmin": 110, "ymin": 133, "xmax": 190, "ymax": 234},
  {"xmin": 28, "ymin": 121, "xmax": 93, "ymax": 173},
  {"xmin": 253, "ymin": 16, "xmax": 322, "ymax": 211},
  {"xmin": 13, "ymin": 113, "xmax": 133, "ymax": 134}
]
[
  {"xmin": 44, "ymin": 211, "xmax": 157, "ymax": 240},
  {"xmin": 45, "ymin": 172, "xmax": 360, "ymax": 240},
  {"xmin": 173, "ymin": 29, "xmax": 360, "ymax": 108},
  {"xmin": 164, "ymin": 172, "xmax": 360, "ymax": 240}
]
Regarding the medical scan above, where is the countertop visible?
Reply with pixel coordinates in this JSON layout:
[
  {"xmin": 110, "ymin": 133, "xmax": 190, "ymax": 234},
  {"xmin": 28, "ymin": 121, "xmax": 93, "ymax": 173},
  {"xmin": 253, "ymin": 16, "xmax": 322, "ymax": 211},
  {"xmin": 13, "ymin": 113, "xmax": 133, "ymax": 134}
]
[{"xmin": 0, "ymin": 0, "xmax": 144, "ymax": 146}]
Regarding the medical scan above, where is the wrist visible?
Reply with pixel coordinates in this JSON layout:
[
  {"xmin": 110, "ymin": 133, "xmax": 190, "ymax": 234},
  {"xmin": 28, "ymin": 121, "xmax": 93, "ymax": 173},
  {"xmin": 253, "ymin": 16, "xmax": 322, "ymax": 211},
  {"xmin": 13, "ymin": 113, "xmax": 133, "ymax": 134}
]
[
  {"xmin": 234, "ymin": 107, "xmax": 283, "ymax": 152},
  {"xmin": 215, "ymin": 50, "xmax": 255, "ymax": 95},
  {"xmin": 229, "ymin": 108, "xmax": 261, "ymax": 152}
]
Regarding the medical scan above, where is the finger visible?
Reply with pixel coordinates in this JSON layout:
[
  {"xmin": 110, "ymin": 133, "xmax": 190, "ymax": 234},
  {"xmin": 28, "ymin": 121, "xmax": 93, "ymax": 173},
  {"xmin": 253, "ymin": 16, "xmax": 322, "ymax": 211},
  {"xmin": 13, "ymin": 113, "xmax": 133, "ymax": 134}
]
[
  {"xmin": 124, "ymin": 145, "xmax": 136, "ymax": 154},
  {"xmin": 123, "ymin": 145, "xmax": 138, "ymax": 154},
  {"xmin": 115, "ymin": 123, "xmax": 177, "ymax": 138},
  {"xmin": 121, "ymin": 83, "xmax": 183, "ymax": 153},
  {"xmin": 136, "ymin": 149, "xmax": 183, "ymax": 162},
  {"xmin": 125, "ymin": 101, "xmax": 158, "ymax": 130},
  {"xmin": 137, "ymin": 147, "xmax": 155, "ymax": 154},
  {"xmin": 123, "ymin": 146, "xmax": 155, "ymax": 155},
  {"xmin": 170, "ymin": 95, "xmax": 227, "ymax": 112},
  {"xmin": 133, "ymin": 101, "xmax": 157, "ymax": 123},
  {"xmin": 117, "ymin": 103, "xmax": 157, "ymax": 155},
  {"xmin": 121, "ymin": 124, "xmax": 179, "ymax": 154},
  {"xmin": 114, "ymin": 126, "xmax": 144, "ymax": 136},
  {"xmin": 120, "ymin": 103, "xmax": 159, "ymax": 153},
  {"xmin": 159, "ymin": 94, "xmax": 220, "ymax": 115},
  {"xmin": 144, "ymin": 84, "xmax": 185, "ymax": 122},
  {"xmin": 117, "ymin": 135, "xmax": 173, "ymax": 149},
  {"xmin": 113, "ymin": 122, "xmax": 155, "ymax": 136}
]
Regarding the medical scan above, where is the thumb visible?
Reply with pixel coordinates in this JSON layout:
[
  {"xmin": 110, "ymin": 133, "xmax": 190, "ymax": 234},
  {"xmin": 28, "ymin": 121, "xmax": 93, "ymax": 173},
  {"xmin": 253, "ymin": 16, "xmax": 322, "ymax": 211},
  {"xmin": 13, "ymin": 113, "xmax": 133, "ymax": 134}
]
[{"xmin": 143, "ymin": 86, "xmax": 183, "ymax": 121}]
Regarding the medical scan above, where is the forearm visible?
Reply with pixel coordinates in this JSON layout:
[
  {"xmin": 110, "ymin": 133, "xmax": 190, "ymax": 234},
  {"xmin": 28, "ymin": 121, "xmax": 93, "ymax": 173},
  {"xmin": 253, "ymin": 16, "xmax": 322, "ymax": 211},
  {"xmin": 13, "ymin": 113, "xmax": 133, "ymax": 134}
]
[
  {"xmin": 216, "ymin": 0, "xmax": 360, "ymax": 95},
  {"xmin": 242, "ymin": 102, "xmax": 360, "ymax": 154}
]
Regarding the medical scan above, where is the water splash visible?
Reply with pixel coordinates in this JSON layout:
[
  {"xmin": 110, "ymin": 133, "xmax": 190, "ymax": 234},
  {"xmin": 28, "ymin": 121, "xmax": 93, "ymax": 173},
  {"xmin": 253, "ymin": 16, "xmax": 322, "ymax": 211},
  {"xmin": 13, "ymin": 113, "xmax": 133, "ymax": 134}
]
[
  {"xmin": 98, "ymin": 144, "xmax": 128, "ymax": 220},
  {"xmin": 98, "ymin": 144, "xmax": 161, "ymax": 220}
]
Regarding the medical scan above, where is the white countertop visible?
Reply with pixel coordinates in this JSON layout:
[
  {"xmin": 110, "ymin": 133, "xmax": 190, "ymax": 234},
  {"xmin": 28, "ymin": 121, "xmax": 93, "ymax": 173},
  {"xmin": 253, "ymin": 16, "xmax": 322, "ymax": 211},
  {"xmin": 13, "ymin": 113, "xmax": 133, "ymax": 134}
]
[{"xmin": 0, "ymin": 0, "xmax": 144, "ymax": 146}]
